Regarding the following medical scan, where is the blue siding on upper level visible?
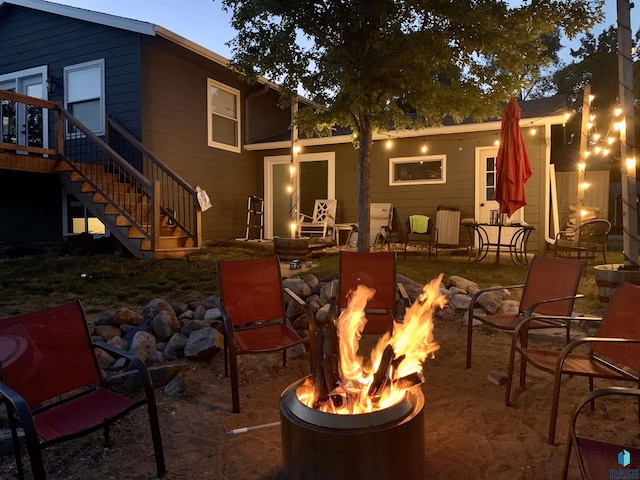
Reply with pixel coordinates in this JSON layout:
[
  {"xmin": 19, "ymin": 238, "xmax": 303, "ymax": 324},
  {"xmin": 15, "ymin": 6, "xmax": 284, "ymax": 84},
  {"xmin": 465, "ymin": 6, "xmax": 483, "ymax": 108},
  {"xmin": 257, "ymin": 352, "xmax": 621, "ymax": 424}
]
[{"xmin": 0, "ymin": 4, "xmax": 143, "ymax": 138}]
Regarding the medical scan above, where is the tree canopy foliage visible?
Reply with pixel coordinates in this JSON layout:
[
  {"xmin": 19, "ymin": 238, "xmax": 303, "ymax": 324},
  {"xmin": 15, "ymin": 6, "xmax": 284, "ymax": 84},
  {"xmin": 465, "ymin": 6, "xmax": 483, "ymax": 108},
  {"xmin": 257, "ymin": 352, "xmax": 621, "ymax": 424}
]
[
  {"xmin": 552, "ymin": 25, "xmax": 640, "ymax": 176},
  {"xmin": 221, "ymin": 0, "xmax": 604, "ymax": 249}
]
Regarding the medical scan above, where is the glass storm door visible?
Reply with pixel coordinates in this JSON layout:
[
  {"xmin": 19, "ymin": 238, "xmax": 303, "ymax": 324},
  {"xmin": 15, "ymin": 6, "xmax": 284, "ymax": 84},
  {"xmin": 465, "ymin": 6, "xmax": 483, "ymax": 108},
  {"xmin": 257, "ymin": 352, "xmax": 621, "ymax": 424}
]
[
  {"xmin": 475, "ymin": 146, "xmax": 524, "ymax": 247},
  {"xmin": 0, "ymin": 67, "xmax": 47, "ymax": 150},
  {"xmin": 265, "ymin": 153, "xmax": 335, "ymax": 239}
]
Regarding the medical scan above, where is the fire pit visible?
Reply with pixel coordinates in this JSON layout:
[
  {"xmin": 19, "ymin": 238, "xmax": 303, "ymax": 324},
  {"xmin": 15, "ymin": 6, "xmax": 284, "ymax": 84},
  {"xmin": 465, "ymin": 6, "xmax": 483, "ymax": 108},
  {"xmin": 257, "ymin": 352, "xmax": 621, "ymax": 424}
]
[
  {"xmin": 279, "ymin": 275, "xmax": 444, "ymax": 480},
  {"xmin": 280, "ymin": 377, "xmax": 425, "ymax": 480}
]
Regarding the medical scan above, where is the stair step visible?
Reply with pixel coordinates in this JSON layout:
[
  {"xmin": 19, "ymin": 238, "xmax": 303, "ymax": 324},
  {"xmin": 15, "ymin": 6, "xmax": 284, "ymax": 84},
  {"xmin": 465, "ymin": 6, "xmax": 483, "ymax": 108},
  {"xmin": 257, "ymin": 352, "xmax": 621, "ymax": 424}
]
[
  {"xmin": 140, "ymin": 236, "xmax": 195, "ymax": 250},
  {"xmin": 110, "ymin": 206, "xmax": 150, "ymax": 220}
]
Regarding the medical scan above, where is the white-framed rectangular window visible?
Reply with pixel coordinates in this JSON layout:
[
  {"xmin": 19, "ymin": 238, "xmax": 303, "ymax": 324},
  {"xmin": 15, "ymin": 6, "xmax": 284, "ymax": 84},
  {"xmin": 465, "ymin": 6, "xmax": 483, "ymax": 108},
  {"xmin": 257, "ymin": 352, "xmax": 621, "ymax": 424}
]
[
  {"xmin": 64, "ymin": 59, "xmax": 105, "ymax": 136},
  {"xmin": 389, "ymin": 154, "xmax": 446, "ymax": 186},
  {"xmin": 207, "ymin": 78, "xmax": 240, "ymax": 152},
  {"xmin": 62, "ymin": 193, "xmax": 107, "ymax": 237}
]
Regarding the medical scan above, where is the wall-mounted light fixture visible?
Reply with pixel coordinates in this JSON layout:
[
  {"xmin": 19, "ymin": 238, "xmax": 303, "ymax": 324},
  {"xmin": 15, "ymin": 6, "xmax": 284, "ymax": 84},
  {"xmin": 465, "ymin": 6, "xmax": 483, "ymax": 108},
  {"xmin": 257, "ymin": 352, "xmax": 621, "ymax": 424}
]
[{"xmin": 46, "ymin": 75, "xmax": 60, "ymax": 94}]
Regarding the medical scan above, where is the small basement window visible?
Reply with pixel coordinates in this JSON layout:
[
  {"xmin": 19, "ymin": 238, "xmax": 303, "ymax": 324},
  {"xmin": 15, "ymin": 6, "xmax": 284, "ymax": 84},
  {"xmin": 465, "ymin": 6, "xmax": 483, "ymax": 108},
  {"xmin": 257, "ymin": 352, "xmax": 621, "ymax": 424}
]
[
  {"xmin": 63, "ymin": 194, "xmax": 107, "ymax": 237},
  {"xmin": 389, "ymin": 155, "xmax": 446, "ymax": 186}
]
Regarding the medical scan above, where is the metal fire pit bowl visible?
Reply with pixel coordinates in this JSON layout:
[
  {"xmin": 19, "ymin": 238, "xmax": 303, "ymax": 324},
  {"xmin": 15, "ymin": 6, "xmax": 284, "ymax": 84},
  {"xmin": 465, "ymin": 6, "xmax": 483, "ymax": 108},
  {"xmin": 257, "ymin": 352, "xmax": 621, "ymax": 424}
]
[{"xmin": 280, "ymin": 376, "xmax": 425, "ymax": 480}]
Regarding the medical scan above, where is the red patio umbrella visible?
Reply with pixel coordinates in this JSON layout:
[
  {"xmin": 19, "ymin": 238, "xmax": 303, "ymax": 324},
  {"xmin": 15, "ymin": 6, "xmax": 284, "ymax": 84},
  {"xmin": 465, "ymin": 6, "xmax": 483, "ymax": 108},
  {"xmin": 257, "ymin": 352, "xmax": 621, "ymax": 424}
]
[{"xmin": 494, "ymin": 98, "xmax": 532, "ymax": 217}]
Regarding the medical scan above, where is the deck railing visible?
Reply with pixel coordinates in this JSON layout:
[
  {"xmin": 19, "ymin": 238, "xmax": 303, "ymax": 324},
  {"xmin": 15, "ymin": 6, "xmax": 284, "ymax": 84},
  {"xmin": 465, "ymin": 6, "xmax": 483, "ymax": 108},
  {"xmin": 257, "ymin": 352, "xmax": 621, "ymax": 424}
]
[
  {"xmin": 107, "ymin": 116, "xmax": 200, "ymax": 247},
  {"xmin": 0, "ymin": 89, "xmax": 201, "ymax": 252}
]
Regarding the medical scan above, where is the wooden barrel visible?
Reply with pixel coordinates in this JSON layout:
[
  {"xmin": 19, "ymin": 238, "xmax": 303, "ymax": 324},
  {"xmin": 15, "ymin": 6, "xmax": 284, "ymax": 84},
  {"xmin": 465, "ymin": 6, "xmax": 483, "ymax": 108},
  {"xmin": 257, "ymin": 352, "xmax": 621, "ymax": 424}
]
[
  {"xmin": 593, "ymin": 264, "xmax": 640, "ymax": 306},
  {"xmin": 273, "ymin": 237, "xmax": 309, "ymax": 262}
]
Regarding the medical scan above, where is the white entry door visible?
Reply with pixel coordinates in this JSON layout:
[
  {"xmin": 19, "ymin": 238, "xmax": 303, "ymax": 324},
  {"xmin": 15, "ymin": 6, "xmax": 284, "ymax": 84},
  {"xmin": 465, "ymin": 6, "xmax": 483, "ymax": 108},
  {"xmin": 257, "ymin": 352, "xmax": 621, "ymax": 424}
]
[
  {"xmin": 264, "ymin": 152, "xmax": 335, "ymax": 239},
  {"xmin": 475, "ymin": 146, "xmax": 525, "ymax": 247},
  {"xmin": 0, "ymin": 66, "xmax": 49, "ymax": 150}
]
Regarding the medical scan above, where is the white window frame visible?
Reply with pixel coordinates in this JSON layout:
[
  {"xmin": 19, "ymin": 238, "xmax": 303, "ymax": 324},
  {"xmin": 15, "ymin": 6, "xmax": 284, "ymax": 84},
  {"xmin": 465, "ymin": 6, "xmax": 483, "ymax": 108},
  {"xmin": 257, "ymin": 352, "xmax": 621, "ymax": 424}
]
[
  {"xmin": 389, "ymin": 154, "xmax": 446, "ymax": 186},
  {"xmin": 62, "ymin": 192, "xmax": 108, "ymax": 238},
  {"xmin": 63, "ymin": 59, "xmax": 105, "ymax": 137},
  {"xmin": 207, "ymin": 78, "xmax": 241, "ymax": 153}
]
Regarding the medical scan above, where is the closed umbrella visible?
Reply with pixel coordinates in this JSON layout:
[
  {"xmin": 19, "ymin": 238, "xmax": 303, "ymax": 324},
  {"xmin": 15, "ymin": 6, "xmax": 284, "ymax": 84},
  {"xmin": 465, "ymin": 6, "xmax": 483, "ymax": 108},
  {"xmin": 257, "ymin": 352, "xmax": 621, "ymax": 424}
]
[{"xmin": 494, "ymin": 98, "xmax": 532, "ymax": 218}]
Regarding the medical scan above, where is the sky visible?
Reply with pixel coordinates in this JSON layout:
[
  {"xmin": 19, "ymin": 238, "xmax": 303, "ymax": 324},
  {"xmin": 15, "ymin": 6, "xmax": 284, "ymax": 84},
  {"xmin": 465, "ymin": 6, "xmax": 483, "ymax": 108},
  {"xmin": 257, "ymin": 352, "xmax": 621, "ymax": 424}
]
[{"xmin": 45, "ymin": 0, "xmax": 636, "ymax": 64}]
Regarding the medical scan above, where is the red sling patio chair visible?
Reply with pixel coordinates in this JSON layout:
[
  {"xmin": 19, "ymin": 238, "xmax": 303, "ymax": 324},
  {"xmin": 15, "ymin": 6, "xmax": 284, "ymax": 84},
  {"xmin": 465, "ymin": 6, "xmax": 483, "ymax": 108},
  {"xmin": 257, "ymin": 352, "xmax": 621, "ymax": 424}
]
[
  {"xmin": 333, "ymin": 251, "xmax": 410, "ymax": 335},
  {"xmin": 466, "ymin": 254, "xmax": 586, "ymax": 369},
  {"xmin": 506, "ymin": 281, "xmax": 640, "ymax": 446},
  {"xmin": 214, "ymin": 255, "xmax": 316, "ymax": 413},
  {"xmin": 562, "ymin": 386, "xmax": 640, "ymax": 480},
  {"xmin": 0, "ymin": 300, "xmax": 166, "ymax": 480}
]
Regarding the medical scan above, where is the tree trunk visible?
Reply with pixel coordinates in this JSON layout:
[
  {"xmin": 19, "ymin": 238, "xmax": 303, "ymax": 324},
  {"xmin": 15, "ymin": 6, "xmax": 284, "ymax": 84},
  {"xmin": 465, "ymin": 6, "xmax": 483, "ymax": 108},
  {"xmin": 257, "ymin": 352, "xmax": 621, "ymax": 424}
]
[{"xmin": 357, "ymin": 118, "xmax": 372, "ymax": 252}]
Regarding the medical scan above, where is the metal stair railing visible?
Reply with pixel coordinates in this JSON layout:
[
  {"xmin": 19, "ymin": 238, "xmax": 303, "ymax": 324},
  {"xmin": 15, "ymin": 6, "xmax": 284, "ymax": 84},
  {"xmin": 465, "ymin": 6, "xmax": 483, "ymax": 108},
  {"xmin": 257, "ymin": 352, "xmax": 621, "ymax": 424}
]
[
  {"xmin": 106, "ymin": 116, "xmax": 201, "ymax": 248},
  {"xmin": 0, "ymin": 89, "xmax": 158, "ymax": 251},
  {"xmin": 60, "ymin": 109, "xmax": 159, "ymax": 248}
]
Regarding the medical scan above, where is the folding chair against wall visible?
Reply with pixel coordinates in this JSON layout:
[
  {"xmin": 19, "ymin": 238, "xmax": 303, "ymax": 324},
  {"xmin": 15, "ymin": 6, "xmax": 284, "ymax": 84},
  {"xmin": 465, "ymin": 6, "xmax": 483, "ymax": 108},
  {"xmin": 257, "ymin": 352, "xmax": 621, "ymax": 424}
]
[
  {"xmin": 404, "ymin": 214, "xmax": 438, "ymax": 259},
  {"xmin": 0, "ymin": 301, "xmax": 166, "ymax": 480},
  {"xmin": 369, "ymin": 202, "xmax": 394, "ymax": 248}
]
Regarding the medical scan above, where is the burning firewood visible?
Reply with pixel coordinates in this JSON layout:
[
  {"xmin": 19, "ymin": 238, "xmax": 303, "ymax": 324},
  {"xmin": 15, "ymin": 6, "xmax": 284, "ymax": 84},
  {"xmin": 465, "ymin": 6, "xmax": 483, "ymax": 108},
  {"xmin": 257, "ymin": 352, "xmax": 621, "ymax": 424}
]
[
  {"xmin": 367, "ymin": 344, "xmax": 395, "ymax": 399},
  {"xmin": 297, "ymin": 275, "xmax": 444, "ymax": 415},
  {"xmin": 312, "ymin": 322, "xmax": 341, "ymax": 408},
  {"xmin": 392, "ymin": 371, "xmax": 425, "ymax": 390}
]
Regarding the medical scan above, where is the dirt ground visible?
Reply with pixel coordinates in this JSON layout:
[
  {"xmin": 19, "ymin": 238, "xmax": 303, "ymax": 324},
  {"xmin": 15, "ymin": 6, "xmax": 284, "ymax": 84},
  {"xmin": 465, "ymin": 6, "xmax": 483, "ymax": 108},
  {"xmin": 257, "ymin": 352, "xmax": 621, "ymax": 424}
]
[{"xmin": 1, "ymin": 317, "xmax": 638, "ymax": 480}]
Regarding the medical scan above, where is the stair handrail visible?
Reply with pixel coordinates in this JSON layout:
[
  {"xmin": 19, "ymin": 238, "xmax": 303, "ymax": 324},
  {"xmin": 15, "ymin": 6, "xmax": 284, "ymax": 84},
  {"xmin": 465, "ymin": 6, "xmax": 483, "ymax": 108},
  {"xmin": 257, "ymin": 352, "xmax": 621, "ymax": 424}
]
[
  {"xmin": 106, "ymin": 116, "xmax": 201, "ymax": 247},
  {"xmin": 59, "ymin": 108, "xmax": 157, "ymax": 245}
]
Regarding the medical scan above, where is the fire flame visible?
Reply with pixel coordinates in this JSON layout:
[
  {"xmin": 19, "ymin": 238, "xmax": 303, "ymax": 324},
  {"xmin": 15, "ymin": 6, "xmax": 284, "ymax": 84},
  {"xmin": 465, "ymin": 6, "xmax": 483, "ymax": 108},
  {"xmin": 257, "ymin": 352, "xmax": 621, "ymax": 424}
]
[{"xmin": 298, "ymin": 274, "xmax": 445, "ymax": 414}]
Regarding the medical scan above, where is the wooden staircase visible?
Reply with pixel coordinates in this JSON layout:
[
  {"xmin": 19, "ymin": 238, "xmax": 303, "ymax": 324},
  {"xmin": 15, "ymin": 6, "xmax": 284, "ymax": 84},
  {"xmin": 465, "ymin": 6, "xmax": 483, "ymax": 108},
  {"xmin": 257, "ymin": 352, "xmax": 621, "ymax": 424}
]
[
  {"xmin": 59, "ymin": 170, "xmax": 198, "ymax": 258},
  {"xmin": 0, "ymin": 90, "xmax": 202, "ymax": 259}
]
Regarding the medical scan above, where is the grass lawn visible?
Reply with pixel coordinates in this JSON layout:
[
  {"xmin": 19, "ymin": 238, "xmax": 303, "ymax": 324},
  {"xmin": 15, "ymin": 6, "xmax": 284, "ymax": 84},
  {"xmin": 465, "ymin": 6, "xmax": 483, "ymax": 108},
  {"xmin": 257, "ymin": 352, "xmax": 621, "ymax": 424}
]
[{"xmin": 0, "ymin": 243, "xmax": 619, "ymax": 319}]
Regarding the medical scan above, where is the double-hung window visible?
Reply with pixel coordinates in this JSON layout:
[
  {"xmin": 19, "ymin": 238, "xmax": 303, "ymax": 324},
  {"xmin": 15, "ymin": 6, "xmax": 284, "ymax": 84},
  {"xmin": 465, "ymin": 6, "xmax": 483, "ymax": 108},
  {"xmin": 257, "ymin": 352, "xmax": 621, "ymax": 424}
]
[
  {"xmin": 207, "ymin": 78, "xmax": 240, "ymax": 152},
  {"xmin": 64, "ymin": 59, "xmax": 105, "ymax": 136}
]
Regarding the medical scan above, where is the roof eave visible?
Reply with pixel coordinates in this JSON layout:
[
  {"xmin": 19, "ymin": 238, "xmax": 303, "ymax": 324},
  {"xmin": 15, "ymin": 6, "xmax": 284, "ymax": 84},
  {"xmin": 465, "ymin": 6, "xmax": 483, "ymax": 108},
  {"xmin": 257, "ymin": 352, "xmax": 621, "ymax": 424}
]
[{"xmin": 244, "ymin": 114, "xmax": 568, "ymax": 151}]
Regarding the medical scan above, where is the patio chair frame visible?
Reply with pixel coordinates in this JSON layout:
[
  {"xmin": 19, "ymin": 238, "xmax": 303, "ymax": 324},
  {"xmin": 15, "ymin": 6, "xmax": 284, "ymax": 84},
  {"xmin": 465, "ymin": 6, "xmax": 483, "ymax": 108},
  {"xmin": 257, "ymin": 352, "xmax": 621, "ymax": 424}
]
[
  {"xmin": 404, "ymin": 214, "xmax": 438, "ymax": 260},
  {"xmin": 333, "ymin": 251, "xmax": 410, "ymax": 335},
  {"xmin": 214, "ymin": 255, "xmax": 316, "ymax": 413},
  {"xmin": 554, "ymin": 218, "xmax": 611, "ymax": 264},
  {"xmin": 465, "ymin": 255, "xmax": 586, "ymax": 369},
  {"xmin": 298, "ymin": 199, "xmax": 337, "ymax": 240},
  {"xmin": 505, "ymin": 281, "xmax": 640, "ymax": 445},
  {"xmin": 562, "ymin": 386, "xmax": 640, "ymax": 480},
  {"xmin": 0, "ymin": 300, "xmax": 166, "ymax": 480}
]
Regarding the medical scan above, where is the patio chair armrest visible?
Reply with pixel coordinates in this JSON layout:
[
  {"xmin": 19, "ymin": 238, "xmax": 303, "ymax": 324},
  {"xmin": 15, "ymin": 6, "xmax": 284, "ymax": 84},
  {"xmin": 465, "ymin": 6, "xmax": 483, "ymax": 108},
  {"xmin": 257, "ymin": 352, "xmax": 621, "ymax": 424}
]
[
  {"xmin": 557, "ymin": 337, "xmax": 640, "ymax": 375},
  {"xmin": 576, "ymin": 386, "xmax": 640, "ymax": 411},
  {"xmin": 0, "ymin": 381, "xmax": 38, "ymax": 443},
  {"xmin": 569, "ymin": 386, "xmax": 640, "ymax": 443},
  {"xmin": 561, "ymin": 336, "xmax": 640, "ymax": 355},
  {"xmin": 94, "ymin": 341, "xmax": 155, "ymax": 392},
  {"xmin": 522, "ymin": 294, "xmax": 585, "ymax": 318},
  {"xmin": 512, "ymin": 314, "xmax": 602, "ymax": 345},
  {"xmin": 396, "ymin": 282, "xmax": 410, "ymax": 303},
  {"xmin": 284, "ymin": 287, "xmax": 317, "ymax": 332},
  {"xmin": 212, "ymin": 296, "xmax": 235, "ymax": 343},
  {"xmin": 555, "ymin": 230, "xmax": 575, "ymax": 241},
  {"xmin": 470, "ymin": 284, "xmax": 525, "ymax": 306}
]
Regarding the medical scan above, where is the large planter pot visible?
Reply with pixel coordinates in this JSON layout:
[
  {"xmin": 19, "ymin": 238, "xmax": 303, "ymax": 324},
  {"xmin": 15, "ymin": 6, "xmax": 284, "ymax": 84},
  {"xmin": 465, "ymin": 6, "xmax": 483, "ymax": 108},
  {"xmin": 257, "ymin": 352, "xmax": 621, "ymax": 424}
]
[
  {"xmin": 593, "ymin": 264, "xmax": 640, "ymax": 306},
  {"xmin": 274, "ymin": 237, "xmax": 309, "ymax": 262}
]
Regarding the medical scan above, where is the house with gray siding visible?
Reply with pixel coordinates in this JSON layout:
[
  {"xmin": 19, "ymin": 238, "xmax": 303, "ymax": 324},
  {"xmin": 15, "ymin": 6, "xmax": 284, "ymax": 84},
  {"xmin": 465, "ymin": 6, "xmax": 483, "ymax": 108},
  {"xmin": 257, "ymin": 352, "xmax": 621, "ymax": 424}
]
[{"xmin": 0, "ymin": 0, "xmax": 576, "ymax": 258}]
